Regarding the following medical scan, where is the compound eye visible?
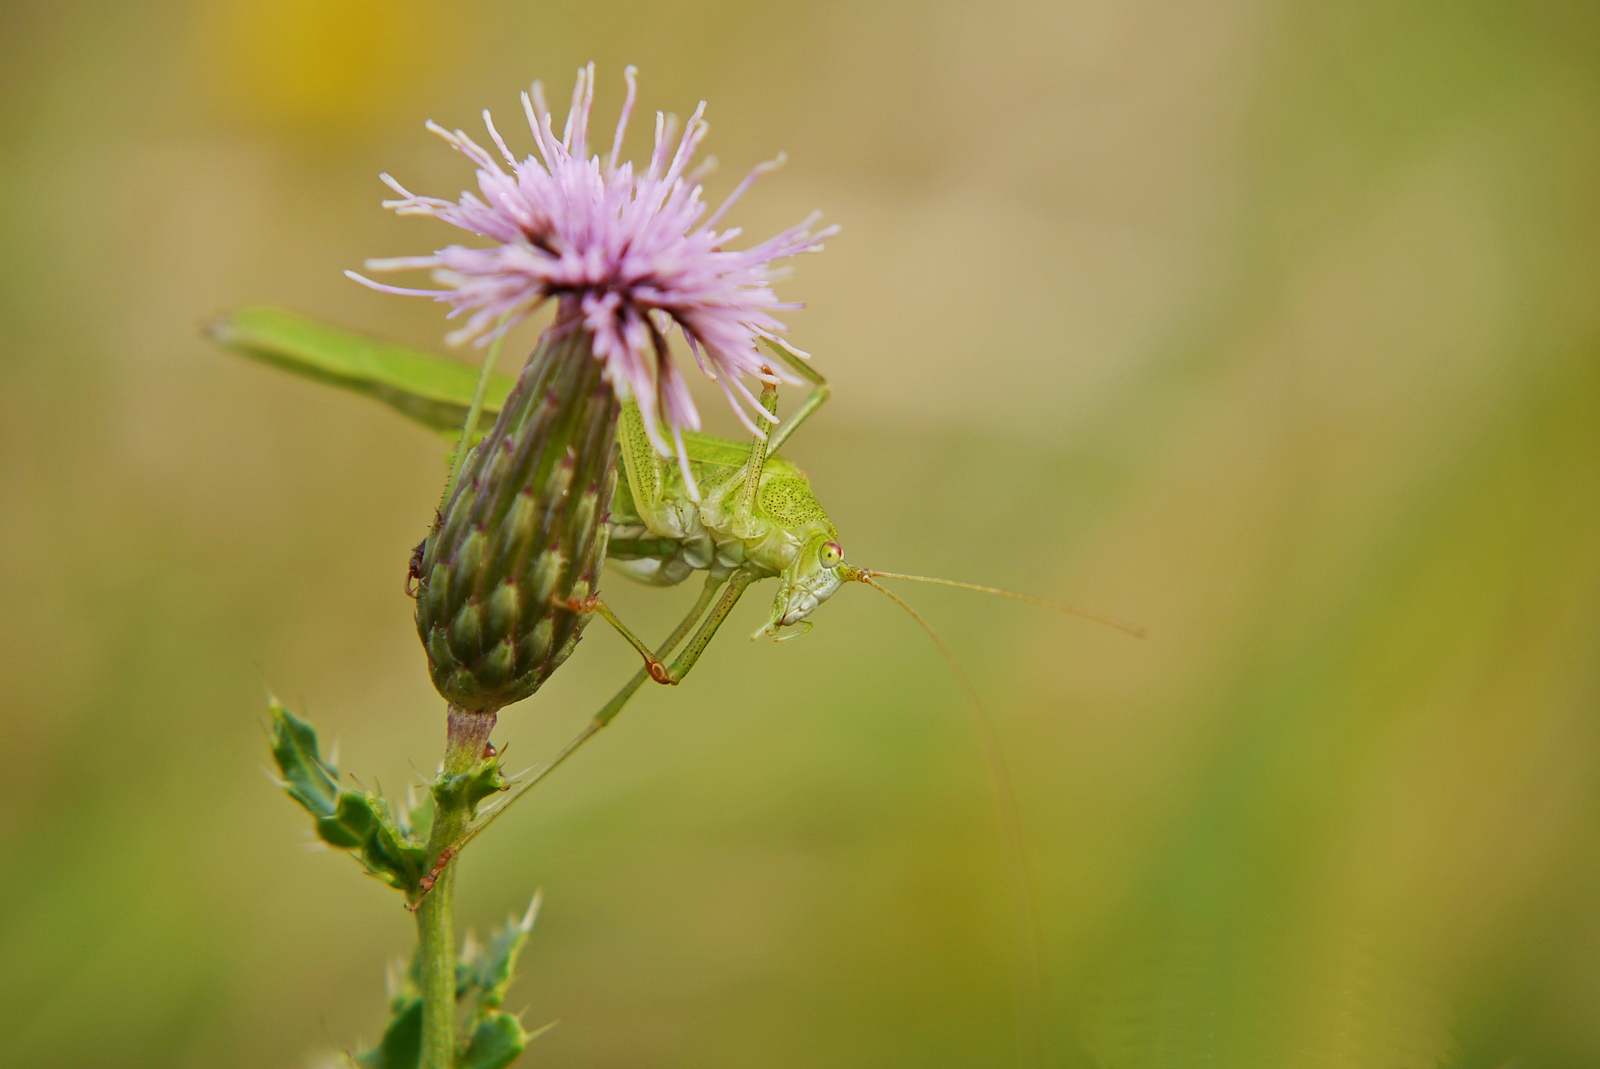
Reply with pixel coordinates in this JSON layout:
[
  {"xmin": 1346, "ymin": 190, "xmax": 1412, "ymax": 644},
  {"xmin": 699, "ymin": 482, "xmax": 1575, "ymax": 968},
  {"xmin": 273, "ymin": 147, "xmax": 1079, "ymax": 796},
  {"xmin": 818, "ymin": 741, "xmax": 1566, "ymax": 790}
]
[{"xmin": 819, "ymin": 541, "xmax": 844, "ymax": 568}]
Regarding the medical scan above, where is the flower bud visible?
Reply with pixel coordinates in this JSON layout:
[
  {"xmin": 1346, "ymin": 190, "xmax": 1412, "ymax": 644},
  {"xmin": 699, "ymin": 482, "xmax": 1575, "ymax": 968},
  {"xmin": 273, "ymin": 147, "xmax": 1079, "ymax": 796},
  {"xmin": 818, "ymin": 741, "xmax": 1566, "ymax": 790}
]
[{"xmin": 415, "ymin": 323, "xmax": 619, "ymax": 712}]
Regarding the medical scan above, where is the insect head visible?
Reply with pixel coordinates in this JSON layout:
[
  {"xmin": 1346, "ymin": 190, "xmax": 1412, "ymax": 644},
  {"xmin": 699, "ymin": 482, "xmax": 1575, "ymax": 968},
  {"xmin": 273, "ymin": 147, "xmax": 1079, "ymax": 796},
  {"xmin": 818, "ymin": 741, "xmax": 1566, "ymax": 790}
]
[{"xmin": 756, "ymin": 536, "xmax": 850, "ymax": 640}]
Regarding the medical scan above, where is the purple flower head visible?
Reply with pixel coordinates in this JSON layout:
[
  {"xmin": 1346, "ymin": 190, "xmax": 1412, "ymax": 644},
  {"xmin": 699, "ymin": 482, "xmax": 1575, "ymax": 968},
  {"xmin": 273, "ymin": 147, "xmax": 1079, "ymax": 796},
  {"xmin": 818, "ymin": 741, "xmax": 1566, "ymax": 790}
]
[{"xmin": 348, "ymin": 64, "xmax": 834, "ymax": 484}]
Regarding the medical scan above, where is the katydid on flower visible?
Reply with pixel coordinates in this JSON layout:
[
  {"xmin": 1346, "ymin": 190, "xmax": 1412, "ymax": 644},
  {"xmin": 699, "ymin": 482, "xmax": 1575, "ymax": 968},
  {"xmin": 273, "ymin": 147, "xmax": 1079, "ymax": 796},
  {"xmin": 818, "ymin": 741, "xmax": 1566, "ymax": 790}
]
[
  {"xmin": 211, "ymin": 303, "xmax": 1142, "ymax": 1069},
  {"xmin": 210, "ymin": 306, "xmax": 1142, "ymax": 706}
]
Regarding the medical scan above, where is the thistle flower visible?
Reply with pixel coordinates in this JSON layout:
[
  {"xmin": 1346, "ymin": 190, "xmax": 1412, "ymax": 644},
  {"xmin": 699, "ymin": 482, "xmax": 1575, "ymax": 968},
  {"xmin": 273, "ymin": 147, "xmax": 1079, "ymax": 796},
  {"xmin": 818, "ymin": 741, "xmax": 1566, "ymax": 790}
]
[
  {"xmin": 348, "ymin": 63, "xmax": 835, "ymax": 488},
  {"xmin": 369, "ymin": 65, "xmax": 831, "ymax": 712}
]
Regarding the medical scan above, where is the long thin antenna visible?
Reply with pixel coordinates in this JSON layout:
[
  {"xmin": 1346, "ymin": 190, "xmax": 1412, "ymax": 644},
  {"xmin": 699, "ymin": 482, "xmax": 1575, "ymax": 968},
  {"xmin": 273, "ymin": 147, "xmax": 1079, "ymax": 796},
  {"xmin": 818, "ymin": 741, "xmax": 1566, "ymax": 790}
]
[
  {"xmin": 863, "ymin": 570, "xmax": 1146, "ymax": 638},
  {"xmin": 859, "ymin": 575, "xmax": 1044, "ymax": 1069}
]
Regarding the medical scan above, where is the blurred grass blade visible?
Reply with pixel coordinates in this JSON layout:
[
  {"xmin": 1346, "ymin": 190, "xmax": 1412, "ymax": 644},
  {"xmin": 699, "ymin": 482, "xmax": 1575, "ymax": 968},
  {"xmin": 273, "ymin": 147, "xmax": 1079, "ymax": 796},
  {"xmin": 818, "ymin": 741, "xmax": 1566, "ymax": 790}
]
[{"xmin": 207, "ymin": 306, "xmax": 513, "ymax": 440}]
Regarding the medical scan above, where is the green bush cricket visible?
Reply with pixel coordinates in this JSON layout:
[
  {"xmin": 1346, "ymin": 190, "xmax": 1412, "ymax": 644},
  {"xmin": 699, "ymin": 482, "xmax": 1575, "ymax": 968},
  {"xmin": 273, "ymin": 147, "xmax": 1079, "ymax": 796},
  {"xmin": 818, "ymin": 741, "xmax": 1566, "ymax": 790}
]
[{"xmin": 210, "ymin": 305, "xmax": 1143, "ymax": 1065}]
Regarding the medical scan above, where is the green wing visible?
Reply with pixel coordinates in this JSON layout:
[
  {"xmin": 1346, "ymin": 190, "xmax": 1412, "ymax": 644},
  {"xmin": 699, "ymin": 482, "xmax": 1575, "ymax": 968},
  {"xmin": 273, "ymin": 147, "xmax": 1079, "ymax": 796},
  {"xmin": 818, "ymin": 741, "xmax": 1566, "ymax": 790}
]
[
  {"xmin": 678, "ymin": 430, "xmax": 751, "ymax": 469},
  {"xmin": 207, "ymin": 306, "xmax": 514, "ymax": 441}
]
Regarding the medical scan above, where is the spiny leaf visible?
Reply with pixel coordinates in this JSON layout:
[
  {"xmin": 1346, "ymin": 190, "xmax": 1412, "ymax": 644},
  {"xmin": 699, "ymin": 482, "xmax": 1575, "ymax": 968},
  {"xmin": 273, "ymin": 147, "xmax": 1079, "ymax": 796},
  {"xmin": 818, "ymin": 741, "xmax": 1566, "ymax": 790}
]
[
  {"xmin": 268, "ymin": 697, "xmax": 340, "ymax": 818},
  {"xmin": 462, "ymin": 893, "xmax": 542, "ymax": 1011},
  {"xmin": 355, "ymin": 896, "xmax": 546, "ymax": 1069},
  {"xmin": 456, "ymin": 1013, "xmax": 531, "ymax": 1069},
  {"xmin": 353, "ymin": 995, "xmax": 422, "ymax": 1069},
  {"xmin": 404, "ymin": 788, "xmax": 435, "ymax": 844},
  {"xmin": 267, "ymin": 697, "xmax": 426, "ymax": 894}
]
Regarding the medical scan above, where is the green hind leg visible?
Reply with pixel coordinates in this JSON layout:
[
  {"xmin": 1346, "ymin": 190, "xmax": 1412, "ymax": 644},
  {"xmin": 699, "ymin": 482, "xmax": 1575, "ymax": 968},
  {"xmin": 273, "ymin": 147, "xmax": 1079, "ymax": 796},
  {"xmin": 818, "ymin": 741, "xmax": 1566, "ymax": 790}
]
[
  {"xmin": 734, "ymin": 341, "xmax": 827, "ymax": 519},
  {"xmin": 654, "ymin": 566, "xmax": 761, "ymax": 683}
]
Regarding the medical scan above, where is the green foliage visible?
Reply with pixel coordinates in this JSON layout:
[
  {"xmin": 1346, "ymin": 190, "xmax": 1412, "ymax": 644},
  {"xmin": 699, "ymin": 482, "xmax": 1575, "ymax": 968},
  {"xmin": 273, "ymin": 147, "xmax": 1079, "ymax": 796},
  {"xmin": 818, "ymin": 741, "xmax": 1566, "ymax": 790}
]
[
  {"xmin": 434, "ymin": 754, "xmax": 512, "ymax": 822},
  {"xmin": 268, "ymin": 698, "xmax": 512, "ymax": 895},
  {"xmin": 458, "ymin": 894, "xmax": 541, "ymax": 1011},
  {"xmin": 354, "ymin": 897, "xmax": 547, "ymax": 1069},
  {"xmin": 267, "ymin": 697, "xmax": 429, "ymax": 894},
  {"xmin": 456, "ymin": 1014, "xmax": 535, "ymax": 1069}
]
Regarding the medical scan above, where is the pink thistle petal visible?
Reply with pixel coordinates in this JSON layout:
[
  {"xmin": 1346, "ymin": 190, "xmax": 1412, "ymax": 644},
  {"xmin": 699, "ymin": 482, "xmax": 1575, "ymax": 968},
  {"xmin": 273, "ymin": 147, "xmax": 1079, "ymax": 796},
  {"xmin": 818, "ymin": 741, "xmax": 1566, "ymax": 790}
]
[
  {"xmin": 344, "ymin": 269, "xmax": 450, "ymax": 298},
  {"xmin": 351, "ymin": 65, "xmax": 832, "ymax": 460},
  {"xmin": 704, "ymin": 153, "xmax": 786, "ymax": 231},
  {"xmin": 671, "ymin": 424, "xmax": 700, "ymax": 502},
  {"xmin": 609, "ymin": 66, "xmax": 639, "ymax": 172}
]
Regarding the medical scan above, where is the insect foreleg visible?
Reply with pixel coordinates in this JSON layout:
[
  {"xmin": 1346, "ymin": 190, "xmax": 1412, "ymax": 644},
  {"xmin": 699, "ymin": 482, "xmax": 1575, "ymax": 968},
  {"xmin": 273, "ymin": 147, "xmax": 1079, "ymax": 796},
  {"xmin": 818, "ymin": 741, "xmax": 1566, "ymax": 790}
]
[
  {"xmin": 655, "ymin": 566, "xmax": 760, "ymax": 683},
  {"xmin": 760, "ymin": 339, "xmax": 830, "ymax": 455}
]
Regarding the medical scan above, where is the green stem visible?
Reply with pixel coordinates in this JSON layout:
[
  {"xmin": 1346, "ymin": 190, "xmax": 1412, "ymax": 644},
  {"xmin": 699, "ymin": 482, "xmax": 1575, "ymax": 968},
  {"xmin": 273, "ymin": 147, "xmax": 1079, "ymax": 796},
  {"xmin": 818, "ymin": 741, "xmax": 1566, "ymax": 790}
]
[
  {"xmin": 414, "ymin": 867, "xmax": 458, "ymax": 1069},
  {"xmin": 417, "ymin": 706, "xmax": 497, "ymax": 1069}
]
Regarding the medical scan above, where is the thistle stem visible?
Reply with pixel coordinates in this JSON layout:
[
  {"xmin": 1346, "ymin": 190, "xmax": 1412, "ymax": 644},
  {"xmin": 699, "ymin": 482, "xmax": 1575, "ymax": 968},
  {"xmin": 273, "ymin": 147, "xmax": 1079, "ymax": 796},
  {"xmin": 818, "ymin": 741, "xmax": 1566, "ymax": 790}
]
[{"xmin": 417, "ymin": 705, "xmax": 497, "ymax": 1069}]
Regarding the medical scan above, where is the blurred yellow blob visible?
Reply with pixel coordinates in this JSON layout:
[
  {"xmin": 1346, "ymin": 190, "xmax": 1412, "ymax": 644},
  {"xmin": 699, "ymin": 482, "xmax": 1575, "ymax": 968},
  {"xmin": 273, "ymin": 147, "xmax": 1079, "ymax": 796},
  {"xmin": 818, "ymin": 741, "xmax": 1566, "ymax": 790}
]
[{"xmin": 194, "ymin": 0, "xmax": 438, "ymax": 134}]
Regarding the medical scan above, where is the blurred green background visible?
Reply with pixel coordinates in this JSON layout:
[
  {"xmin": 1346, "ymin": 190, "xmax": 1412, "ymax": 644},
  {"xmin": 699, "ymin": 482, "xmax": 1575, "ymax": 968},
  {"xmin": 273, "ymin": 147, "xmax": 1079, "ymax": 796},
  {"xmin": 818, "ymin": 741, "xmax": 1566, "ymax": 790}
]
[{"xmin": 2, "ymin": 0, "xmax": 1598, "ymax": 1066}]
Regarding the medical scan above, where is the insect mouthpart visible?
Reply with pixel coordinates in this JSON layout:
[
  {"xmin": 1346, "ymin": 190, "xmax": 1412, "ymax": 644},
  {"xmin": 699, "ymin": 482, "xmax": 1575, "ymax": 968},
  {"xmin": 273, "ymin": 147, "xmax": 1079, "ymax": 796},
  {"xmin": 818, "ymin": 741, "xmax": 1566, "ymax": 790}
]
[
  {"xmin": 750, "ymin": 587, "xmax": 827, "ymax": 641},
  {"xmin": 752, "ymin": 550, "xmax": 848, "ymax": 641},
  {"xmin": 779, "ymin": 591, "xmax": 824, "ymax": 627}
]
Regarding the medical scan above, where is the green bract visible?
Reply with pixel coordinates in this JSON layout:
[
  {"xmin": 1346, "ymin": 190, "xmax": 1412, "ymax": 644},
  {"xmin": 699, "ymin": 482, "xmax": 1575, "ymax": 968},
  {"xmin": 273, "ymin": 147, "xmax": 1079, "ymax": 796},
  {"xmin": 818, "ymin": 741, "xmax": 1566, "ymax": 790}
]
[{"xmin": 415, "ymin": 326, "xmax": 620, "ymax": 712}]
